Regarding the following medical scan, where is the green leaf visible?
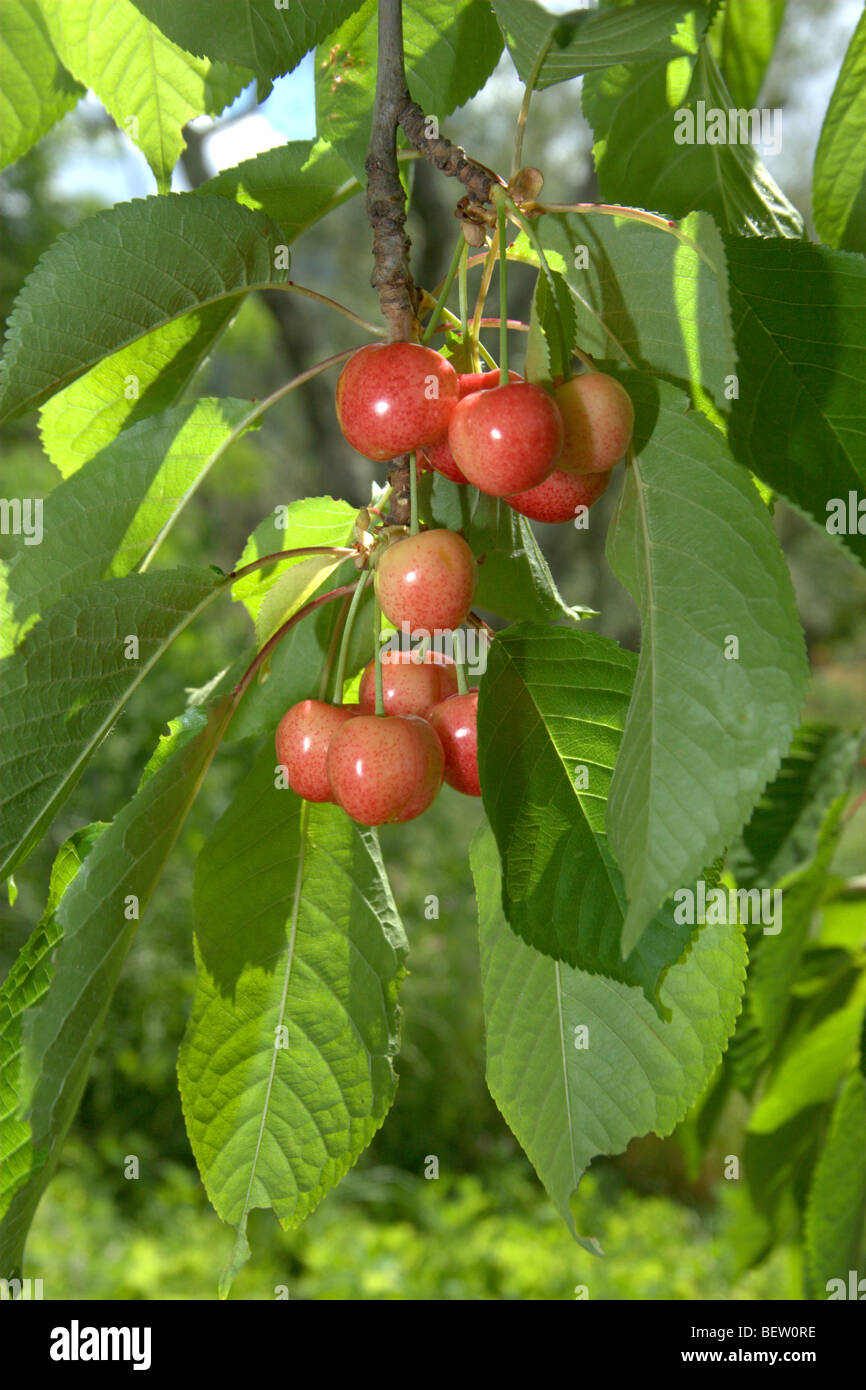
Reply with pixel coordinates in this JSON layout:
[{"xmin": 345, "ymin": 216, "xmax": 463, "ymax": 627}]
[
  {"xmin": 473, "ymin": 820, "xmax": 746, "ymax": 1248},
  {"xmin": 0, "ymin": 823, "xmax": 105, "ymax": 1232},
  {"xmin": 491, "ymin": 0, "xmax": 700, "ymax": 88},
  {"xmin": 709, "ymin": 0, "xmax": 787, "ymax": 108},
  {"xmin": 0, "ymin": 0, "xmax": 84, "ymax": 171},
  {"xmin": 232, "ymin": 495, "xmax": 357, "ymax": 621},
  {"xmin": 729, "ymin": 724, "xmax": 862, "ymax": 891},
  {"xmin": 725, "ymin": 235, "xmax": 866, "ymax": 572},
  {"xmin": 41, "ymin": 0, "xmax": 250, "ymax": 193},
  {"xmin": 529, "ymin": 209, "xmax": 735, "ymax": 423},
  {"xmin": 316, "ymin": 0, "xmax": 503, "ymax": 182},
  {"xmin": 0, "ymin": 566, "xmax": 225, "ymax": 882},
  {"xmin": 429, "ymin": 477, "xmax": 585, "ymax": 624},
  {"xmin": 730, "ymin": 796, "xmax": 850, "ymax": 1097},
  {"xmin": 254, "ymin": 554, "xmax": 346, "ymax": 647},
  {"xmin": 477, "ymin": 623, "xmax": 718, "ymax": 1001},
  {"xmin": 179, "ymin": 746, "xmax": 407, "ymax": 1292},
  {"xmin": 197, "ymin": 137, "xmax": 354, "ymax": 239},
  {"xmin": 2, "ymin": 400, "xmax": 259, "ymax": 656},
  {"xmin": 804, "ymin": 1072, "xmax": 866, "ymax": 1299},
  {"xmin": 39, "ymin": 298, "xmax": 241, "ymax": 476},
  {"xmin": 130, "ymin": 0, "xmax": 365, "ymax": 80},
  {"xmin": 582, "ymin": 35, "xmax": 802, "ymax": 237},
  {"xmin": 0, "ymin": 698, "xmax": 232, "ymax": 1278},
  {"xmin": 0, "ymin": 195, "xmax": 292, "ymax": 424},
  {"xmin": 813, "ymin": 8, "xmax": 866, "ymax": 255},
  {"xmin": 524, "ymin": 268, "xmax": 576, "ymax": 387},
  {"xmin": 605, "ymin": 377, "xmax": 808, "ymax": 953},
  {"xmin": 748, "ymin": 981, "xmax": 866, "ymax": 1134}
]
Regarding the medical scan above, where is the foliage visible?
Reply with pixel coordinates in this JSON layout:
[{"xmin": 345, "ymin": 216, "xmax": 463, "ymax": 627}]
[{"xmin": 1, "ymin": 0, "xmax": 864, "ymax": 1301}]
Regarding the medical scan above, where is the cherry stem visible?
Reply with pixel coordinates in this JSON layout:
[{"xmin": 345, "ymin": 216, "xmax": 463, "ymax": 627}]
[
  {"xmin": 456, "ymin": 641, "xmax": 470, "ymax": 696},
  {"xmin": 495, "ymin": 190, "xmax": 509, "ymax": 385},
  {"xmin": 512, "ymin": 33, "xmax": 554, "ymax": 178},
  {"xmin": 533, "ymin": 202, "xmax": 714, "ymax": 267},
  {"xmin": 470, "ymin": 235, "xmax": 498, "ymax": 369},
  {"xmin": 229, "ymin": 545, "xmax": 355, "ymax": 584},
  {"xmin": 421, "ymin": 233, "xmax": 465, "ymax": 346},
  {"xmin": 274, "ymin": 282, "xmax": 384, "ymax": 337},
  {"xmin": 232, "ymin": 584, "xmax": 357, "ymax": 704},
  {"xmin": 409, "ymin": 452, "xmax": 420, "ymax": 535},
  {"xmin": 138, "ymin": 351, "xmax": 356, "ymax": 573},
  {"xmin": 373, "ymin": 598, "xmax": 385, "ymax": 717},
  {"xmin": 507, "ymin": 198, "xmax": 571, "ymax": 382},
  {"xmin": 331, "ymin": 568, "xmax": 372, "ymax": 703},
  {"xmin": 318, "ymin": 592, "xmax": 352, "ymax": 700},
  {"xmin": 459, "ymin": 241, "xmax": 470, "ymax": 345}
]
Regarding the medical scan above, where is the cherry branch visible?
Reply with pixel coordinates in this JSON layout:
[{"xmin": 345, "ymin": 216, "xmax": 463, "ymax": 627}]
[
  {"xmin": 229, "ymin": 546, "xmax": 356, "ymax": 584},
  {"xmin": 366, "ymin": 0, "xmax": 416, "ymax": 342},
  {"xmin": 398, "ymin": 97, "xmax": 505, "ymax": 210},
  {"xmin": 231, "ymin": 584, "xmax": 358, "ymax": 704}
]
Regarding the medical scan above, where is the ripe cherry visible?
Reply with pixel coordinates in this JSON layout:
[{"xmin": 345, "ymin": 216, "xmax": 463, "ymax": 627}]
[
  {"xmin": 335, "ymin": 342, "xmax": 459, "ymax": 462},
  {"xmin": 358, "ymin": 649, "xmax": 458, "ymax": 717},
  {"xmin": 506, "ymin": 467, "xmax": 610, "ymax": 523},
  {"xmin": 447, "ymin": 381, "xmax": 563, "ymax": 496},
  {"xmin": 375, "ymin": 529, "xmax": 477, "ymax": 632},
  {"xmin": 457, "ymin": 369, "xmax": 522, "ymax": 398},
  {"xmin": 327, "ymin": 714, "xmax": 444, "ymax": 825},
  {"xmin": 429, "ymin": 689, "xmax": 481, "ymax": 797},
  {"xmin": 554, "ymin": 372, "xmax": 634, "ymax": 474},
  {"xmin": 275, "ymin": 699, "xmax": 359, "ymax": 803},
  {"xmin": 422, "ymin": 434, "xmax": 468, "ymax": 484}
]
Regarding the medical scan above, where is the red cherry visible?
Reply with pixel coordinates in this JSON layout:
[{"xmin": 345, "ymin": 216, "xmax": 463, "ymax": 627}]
[
  {"xmin": 506, "ymin": 467, "xmax": 610, "ymax": 523},
  {"xmin": 375, "ymin": 529, "xmax": 477, "ymax": 632},
  {"xmin": 275, "ymin": 699, "xmax": 359, "ymax": 803},
  {"xmin": 429, "ymin": 689, "xmax": 481, "ymax": 797},
  {"xmin": 358, "ymin": 649, "xmax": 458, "ymax": 717},
  {"xmin": 457, "ymin": 369, "xmax": 522, "ymax": 398},
  {"xmin": 554, "ymin": 373, "xmax": 634, "ymax": 474},
  {"xmin": 335, "ymin": 343, "xmax": 459, "ymax": 462},
  {"xmin": 422, "ymin": 434, "xmax": 468, "ymax": 484},
  {"xmin": 447, "ymin": 382, "xmax": 563, "ymax": 496},
  {"xmin": 327, "ymin": 714, "xmax": 444, "ymax": 825}
]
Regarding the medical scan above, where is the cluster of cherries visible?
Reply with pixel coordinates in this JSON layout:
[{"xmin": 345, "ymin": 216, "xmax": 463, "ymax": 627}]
[
  {"xmin": 334, "ymin": 340, "xmax": 634, "ymax": 522},
  {"xmin": 275, "ymin": 338, "xmax": 634, "ymax": 826},
  {"xmin": 276, "ymin": 524, "xmax": 480, "ymax": 826}
]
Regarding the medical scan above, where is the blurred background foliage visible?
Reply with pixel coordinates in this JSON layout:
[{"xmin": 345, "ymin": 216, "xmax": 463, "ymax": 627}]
[{"xmin": 1, "ymin": 0, "xmax": 864, "ymax": 1299}]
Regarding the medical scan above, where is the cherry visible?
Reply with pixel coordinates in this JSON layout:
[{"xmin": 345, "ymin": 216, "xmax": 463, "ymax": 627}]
[
  {"xmin": 447, "ymin": 381, "xmax": 563, "ymax": 496},
  {"xmin": 429, "ymin": 689, "xmax": 481, "ymax": 797},
  {"xmin": 554, "ymin": 372, "xmax": 634, "ymax": 474},
  {"xmin": 275, "ymin": 699, "xmax": 359, "ymax": 803},
  {"xmin": 506, "ymin": 467, "xmax": 610, "ymax": 523},
  {"xmin": 457, "ymin": 369, "xmax": 522, "ymax": 398},
  {"xmin": 422, "ymin": 434, "xmax": 468, "ymax": 484},
  {"xmin": 327, "ymin": 714, "xmax": 444, "ymax": 825},
  {"xmin": 375, "ymin": 529, "xmax": 477, "ymax": 632},
  {"xmin": 335, "ymin": 342, "xmax": 459, "ymax": 462},
  {"xmin": 358, "ymin": 649, "xmax": 458, "ymax": 717}
]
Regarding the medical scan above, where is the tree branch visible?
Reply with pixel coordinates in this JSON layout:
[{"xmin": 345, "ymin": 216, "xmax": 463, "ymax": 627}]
[
  {"xmin": 397, "ymin": 97, "xmax": 505, "ymax": 208},
  {"xmin": 366, "ymin": 0, "xmax": 417, "ymax": 343}
]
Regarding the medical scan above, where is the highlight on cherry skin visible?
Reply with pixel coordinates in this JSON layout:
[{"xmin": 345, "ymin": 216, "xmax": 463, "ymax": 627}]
[
  {"xmin": 375, "ymin": 528, "xmax": 477, "ymax": 632},
  {"xmin": 275, "ymin": 699, "xmax": 359, "ymax": 803},
  {"xmin": 335, "ymin": 341, "xmax": 459, "ymax": 462},
  {"xmin": 447, "ymin": 380, "xmax": 564, "ymax": 496},
  {"xmin": 429, "ymin": 688, "xmax": 481, "ymax": 797},
  {"xmin": 358, "ymin": 649, "xmax": 458, "ymax": 717},
  {"xmin": 326, "ymin": 713, "xmax": 445, "ymax": 826},
  {"xmin": 507, "ymin": 466, "xmax": 611, "ymax": 524},
  {"xmin": 554, "ymin": 371, "xmax": 635, "ymax": 475}
]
